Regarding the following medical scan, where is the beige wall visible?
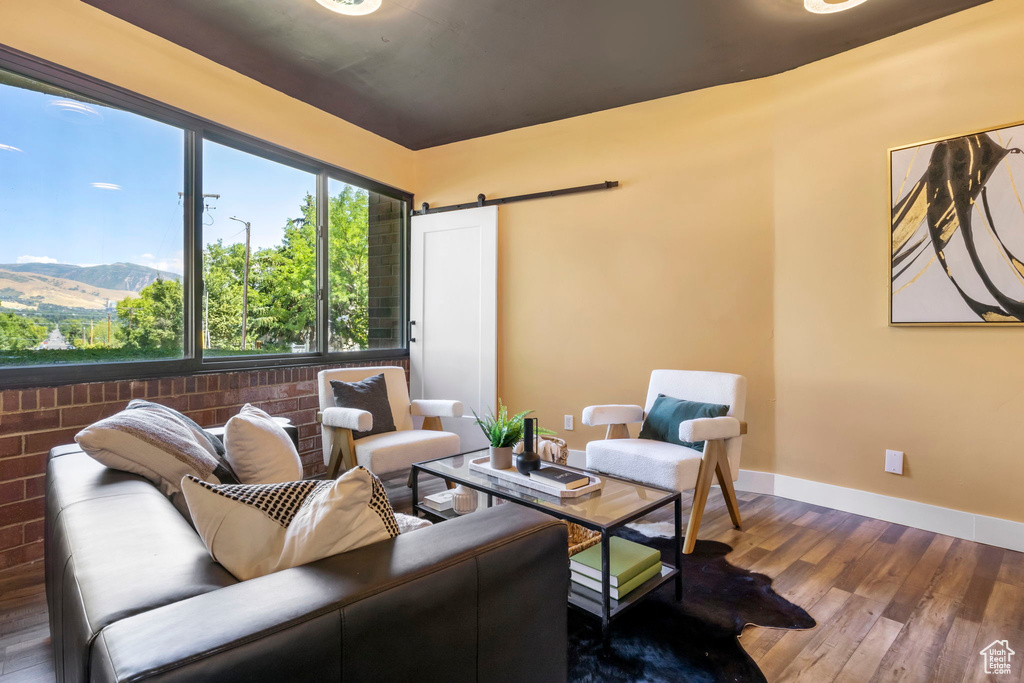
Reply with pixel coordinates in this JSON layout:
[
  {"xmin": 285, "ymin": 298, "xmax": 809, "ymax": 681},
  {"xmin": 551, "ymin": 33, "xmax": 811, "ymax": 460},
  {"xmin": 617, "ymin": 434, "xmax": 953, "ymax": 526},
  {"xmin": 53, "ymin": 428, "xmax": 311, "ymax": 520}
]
[
  {"xmin": 414, "ymin": 81, "xmax": 779, "ymax": 473},
  {"xmin": 416, "ymin": 0, "xmax": 1024, "ymax": 522},
  {"xmin": 0, "ymin": 0, "xmax": 415, "ymax": 192},
  {"xmin": 5, "ymin": 0, "xmax": 1024, "ymax": 522},
  {"xmin": 771, "ymin": 0, "xmax": 1024, "ymax": 523}
]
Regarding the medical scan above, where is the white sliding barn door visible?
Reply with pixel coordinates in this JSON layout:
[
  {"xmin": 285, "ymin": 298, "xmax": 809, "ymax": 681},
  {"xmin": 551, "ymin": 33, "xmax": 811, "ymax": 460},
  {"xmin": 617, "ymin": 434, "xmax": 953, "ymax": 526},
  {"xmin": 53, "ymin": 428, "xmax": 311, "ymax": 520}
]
[{"xmin": 410, "ymin": 206, "xmax": 497, "ymax": 451}]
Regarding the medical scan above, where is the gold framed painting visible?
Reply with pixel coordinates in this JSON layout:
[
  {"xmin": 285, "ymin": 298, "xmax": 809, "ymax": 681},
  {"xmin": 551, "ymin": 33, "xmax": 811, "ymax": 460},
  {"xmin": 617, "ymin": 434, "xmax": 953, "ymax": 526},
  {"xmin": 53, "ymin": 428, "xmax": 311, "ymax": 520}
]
[{"xmin": 890, "ymin": 121, "xmax": 1024, "ymax": 325}]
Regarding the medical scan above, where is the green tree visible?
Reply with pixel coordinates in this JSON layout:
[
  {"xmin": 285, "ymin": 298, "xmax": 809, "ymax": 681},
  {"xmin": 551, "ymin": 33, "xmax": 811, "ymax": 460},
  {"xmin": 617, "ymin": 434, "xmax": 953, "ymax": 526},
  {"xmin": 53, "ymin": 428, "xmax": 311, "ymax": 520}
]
[
  {"xmin": 326, "ymin": 187, "xmax": 369, "ymax": 349},
  {"xmin": 116, "ymin": 278, "xmax": 184, "ymax": 352},
  {"xmin": 203, "ymin": 239, "xmax": 245, "ymax": 350},
  {"xmin": 0, "ymin": 313, "xmax": 47, "ymax": 351}
]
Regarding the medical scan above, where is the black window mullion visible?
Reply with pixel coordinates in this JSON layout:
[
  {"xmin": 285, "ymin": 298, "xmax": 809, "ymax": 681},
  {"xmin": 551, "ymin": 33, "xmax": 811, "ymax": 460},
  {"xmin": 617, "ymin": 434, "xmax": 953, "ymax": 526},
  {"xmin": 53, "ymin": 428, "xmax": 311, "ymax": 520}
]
[
  {"xmin": 317, "ymin": 170, "xmax": 330, "ymax": 357},
  {"xmin": 188, "ymin": 129, "xmax": 204, "ymax": 372}
]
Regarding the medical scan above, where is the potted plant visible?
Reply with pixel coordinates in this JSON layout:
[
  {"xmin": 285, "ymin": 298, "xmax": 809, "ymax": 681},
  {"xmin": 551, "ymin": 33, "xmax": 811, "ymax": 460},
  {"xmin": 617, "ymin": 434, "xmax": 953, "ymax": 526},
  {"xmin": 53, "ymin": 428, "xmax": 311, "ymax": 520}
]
[{"xmin": 473, "ymin": 400, "xmax": 553, "ymax": 469}]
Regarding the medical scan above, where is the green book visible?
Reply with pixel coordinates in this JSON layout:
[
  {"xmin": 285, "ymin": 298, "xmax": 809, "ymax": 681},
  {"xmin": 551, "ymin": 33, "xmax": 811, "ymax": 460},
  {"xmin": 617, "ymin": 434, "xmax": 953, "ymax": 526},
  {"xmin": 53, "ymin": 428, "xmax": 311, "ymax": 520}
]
[
  {"xmin": 571, "ymin": 563, "xmax": 663, "ymax": 600},
  {"xmin": 569, "ymin": 536, "xmax": 660, "ymax": 587}
]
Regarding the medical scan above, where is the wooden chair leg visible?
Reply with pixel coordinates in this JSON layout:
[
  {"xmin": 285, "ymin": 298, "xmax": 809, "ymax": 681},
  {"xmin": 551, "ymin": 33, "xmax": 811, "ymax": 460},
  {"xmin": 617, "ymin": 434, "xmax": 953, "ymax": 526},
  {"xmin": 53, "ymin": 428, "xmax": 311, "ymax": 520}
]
[
  {"xmin": 605, "ymin": 423, "xmax": 630, "ymax": 439},
  {"xmin": 683, "ymin": 441, "xmax": 719, "ymax": 554},
  {"xmin": 326, "ymin": 427, "xmax": 356, "ymax": 480},
  {"xmin": 422, "ymin": 416, "xmax": 442, "ymax": 431},
  {"xmin": 715, "ymin": 449, "xmax": 742, "ymax": 529}
]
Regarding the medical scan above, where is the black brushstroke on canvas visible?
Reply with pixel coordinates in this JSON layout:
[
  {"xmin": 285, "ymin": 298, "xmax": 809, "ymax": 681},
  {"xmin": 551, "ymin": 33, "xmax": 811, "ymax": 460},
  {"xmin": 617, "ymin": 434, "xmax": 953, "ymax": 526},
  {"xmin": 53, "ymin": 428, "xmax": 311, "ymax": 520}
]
[
  {"xmin": 892, "ymin": 133, "xmax": 1024, "ymax": 321},
  {"xmin": 568, "ymin": 531, "xmax": 815, "ymax": 683}
]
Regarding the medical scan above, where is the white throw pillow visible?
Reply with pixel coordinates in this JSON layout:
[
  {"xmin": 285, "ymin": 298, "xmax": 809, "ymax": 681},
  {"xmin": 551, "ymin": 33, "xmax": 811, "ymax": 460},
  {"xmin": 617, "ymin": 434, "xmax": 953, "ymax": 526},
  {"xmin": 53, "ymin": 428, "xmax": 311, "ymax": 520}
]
[
  {"xmin": 223, "ymin": 404, "xmax": 303, "ymax": 484},
  {"xmin": 182, "ymin": 466, "xmax": 400, "ymax": 580},
  {"xmin": 75, "ymin": 402, "xmax": 230, "ymax": 500}
]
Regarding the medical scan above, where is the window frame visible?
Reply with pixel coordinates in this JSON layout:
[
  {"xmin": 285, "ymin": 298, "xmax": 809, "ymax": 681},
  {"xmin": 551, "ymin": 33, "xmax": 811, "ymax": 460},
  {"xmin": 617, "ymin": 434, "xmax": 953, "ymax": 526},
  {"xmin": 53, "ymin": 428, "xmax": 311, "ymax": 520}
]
[{"xmin": 0, "ymin": 45, "xmax": 412, "ymax": 389}]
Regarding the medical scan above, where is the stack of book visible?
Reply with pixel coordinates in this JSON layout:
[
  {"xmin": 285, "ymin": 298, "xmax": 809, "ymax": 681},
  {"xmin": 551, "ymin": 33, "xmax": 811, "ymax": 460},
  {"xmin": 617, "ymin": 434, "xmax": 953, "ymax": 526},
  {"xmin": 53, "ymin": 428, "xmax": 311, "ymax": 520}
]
[{"xmin": 569, "ymin": 537, "xmax": 662, "ymax": 601}]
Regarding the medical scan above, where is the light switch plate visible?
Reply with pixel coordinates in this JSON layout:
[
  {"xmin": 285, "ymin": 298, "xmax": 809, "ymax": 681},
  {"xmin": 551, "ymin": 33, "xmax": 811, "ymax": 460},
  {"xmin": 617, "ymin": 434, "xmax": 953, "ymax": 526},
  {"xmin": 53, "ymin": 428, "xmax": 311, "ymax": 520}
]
[
  {"xmin": 564, "ymin": 415, "xmax": 574, "ymax": 431},
  {"xmin": 885, "ymin": 449, "xmax": 904, "ymax": 475}
]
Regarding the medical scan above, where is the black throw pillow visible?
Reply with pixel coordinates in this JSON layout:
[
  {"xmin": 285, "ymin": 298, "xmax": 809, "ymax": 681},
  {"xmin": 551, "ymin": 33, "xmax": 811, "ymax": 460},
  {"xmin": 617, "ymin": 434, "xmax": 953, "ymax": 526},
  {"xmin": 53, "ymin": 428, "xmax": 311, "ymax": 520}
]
[{"xmin": 330, "ymin": 373, "xmax": 396, "ymax": 439}]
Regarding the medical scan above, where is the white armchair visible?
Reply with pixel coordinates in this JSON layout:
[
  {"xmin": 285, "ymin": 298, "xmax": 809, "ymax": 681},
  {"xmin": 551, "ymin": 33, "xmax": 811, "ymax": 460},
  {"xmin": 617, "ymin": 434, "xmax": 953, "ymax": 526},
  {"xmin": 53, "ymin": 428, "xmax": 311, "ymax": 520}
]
[
  {"xmin": 584, "ymin": 370, "xmax": 747, "ymax": 553},
  {"xmin": 317, "ymin": 366, "xmax": 463, "ymax": 479}
]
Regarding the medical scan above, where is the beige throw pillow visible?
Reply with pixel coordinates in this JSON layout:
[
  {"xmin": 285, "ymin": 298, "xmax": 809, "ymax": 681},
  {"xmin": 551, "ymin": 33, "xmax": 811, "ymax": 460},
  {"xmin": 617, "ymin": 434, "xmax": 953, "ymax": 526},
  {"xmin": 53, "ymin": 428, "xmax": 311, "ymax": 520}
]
[
  {"xmin": 223, "ymin": 404, "xmax": 303, "ymax": 484},
  {"xmin": 181, "ymin": 466, "xmax": 400, "ymax": 580},
  {"xmin": 75, "ymin": 402, "xmax": 228, "ymax": 500}
]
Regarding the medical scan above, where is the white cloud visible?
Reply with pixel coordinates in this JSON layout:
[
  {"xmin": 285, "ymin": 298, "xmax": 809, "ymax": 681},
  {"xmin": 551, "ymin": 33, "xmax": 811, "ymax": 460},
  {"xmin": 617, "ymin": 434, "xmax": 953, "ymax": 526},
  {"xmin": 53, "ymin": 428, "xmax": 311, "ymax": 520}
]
[
  {"xmin": 17, "ymin": 255, "xmax": 58, "ymax": 264},
  {"xmin": 137, "ymin": 251, "xmax": 184, "ymax": 276}
]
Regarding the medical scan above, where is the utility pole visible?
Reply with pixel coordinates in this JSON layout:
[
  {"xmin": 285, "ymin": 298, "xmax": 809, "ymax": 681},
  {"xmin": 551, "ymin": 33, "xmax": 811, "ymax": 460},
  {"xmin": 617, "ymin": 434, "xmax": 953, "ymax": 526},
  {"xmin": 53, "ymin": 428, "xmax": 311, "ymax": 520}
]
[{"xmin": 229, "ymin": 216, "xmax": 252, "ymax": 351}]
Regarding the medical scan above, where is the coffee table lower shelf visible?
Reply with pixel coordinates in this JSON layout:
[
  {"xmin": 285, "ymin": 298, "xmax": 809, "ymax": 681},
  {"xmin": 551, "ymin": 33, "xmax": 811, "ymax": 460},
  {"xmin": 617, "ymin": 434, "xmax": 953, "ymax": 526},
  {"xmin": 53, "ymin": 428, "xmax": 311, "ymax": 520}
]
[{"xmin": 569, "ymin": 565, "xmax": 679, "ymax": 621}]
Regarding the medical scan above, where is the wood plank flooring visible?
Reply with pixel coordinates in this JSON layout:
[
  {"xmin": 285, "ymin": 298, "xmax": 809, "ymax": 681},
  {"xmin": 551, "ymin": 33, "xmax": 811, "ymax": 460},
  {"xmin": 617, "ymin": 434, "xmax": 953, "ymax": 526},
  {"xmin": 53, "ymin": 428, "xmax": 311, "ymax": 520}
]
[{"xmin": 3, "ymin": 475, "xmax": 1022, "ymax": 682}]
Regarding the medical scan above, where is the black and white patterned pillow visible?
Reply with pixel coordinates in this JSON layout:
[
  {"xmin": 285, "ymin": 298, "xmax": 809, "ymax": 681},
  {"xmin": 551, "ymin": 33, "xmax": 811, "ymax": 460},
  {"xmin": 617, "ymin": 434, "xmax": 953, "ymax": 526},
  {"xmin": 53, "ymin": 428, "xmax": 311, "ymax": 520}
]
[{"xmin": 182, "ymin": 466, "xmax": 400, "ymax": 580}]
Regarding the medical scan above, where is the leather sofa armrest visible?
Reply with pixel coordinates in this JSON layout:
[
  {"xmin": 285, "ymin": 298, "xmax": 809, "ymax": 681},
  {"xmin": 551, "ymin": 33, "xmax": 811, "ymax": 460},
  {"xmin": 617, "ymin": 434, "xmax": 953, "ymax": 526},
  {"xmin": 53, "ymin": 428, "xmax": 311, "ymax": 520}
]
[{"xmin": 90, "ymin": 505, "xmax": 568, "ymax": 683}]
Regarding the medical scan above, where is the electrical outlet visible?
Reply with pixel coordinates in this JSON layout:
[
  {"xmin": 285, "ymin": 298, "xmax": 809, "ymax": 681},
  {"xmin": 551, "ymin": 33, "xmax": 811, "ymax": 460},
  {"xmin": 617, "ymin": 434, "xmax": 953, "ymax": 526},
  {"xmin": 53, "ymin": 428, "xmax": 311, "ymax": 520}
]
[
  {"xmin": 885, "ymin": 449, "xmax": 904, "ymax": 475},
  {"xmin": 564, "ymin": 415, "xmax": 574, "ymax": 431}
]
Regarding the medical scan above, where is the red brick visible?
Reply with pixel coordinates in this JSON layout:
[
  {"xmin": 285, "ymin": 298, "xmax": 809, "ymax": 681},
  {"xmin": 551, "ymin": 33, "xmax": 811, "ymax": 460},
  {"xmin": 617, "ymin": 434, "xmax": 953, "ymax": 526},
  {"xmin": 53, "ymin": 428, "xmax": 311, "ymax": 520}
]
[
  {"xmin": 261, "ymin": 398, "xmax": 298, "ymax": 416},
  {"xmin": 89, "ymin": 384, "xmax": 105, "ymax": 403},
  {"xmin": 24, "ymin": 428, "xmax": 81, "ymax": 455},
  {"xmin": 185, "ymin": 378, "xmax": 197, "ymax": 393},
  {"xmin": 0, "ymin": 480, "xmax": 24, "ymax": 505},
  {"xmin": 37, "ymin": 388, "xmax": 56, "ymax": 409},
  {"xmin": 0, "ymin": 436, "xmax": 22, "ymax": 459},
  {"xmin": 186, "ymin": 410, "xmax": 217, "ymax": 428},
  {"xmin": 298, "ymin": 423, "xmax": 318, "ymax": 440},
  {"xmin": 131, "ymin": 381, "xmax": 147, "ymax": 399},
  {"xmin": 61, "ymin": 403, "xmax": 115, "ymax": 428},
  {"xmin": 102, "ymin": 383, "xmax": 119, "ymax": 402},
  {"xmin": 207, "ymin": 375, "xmax": 220, "ymax": 392},
  {"xmin": 20, "ymin": 390, "xmax": 37, "ymax": 411},
  {"xmin": 1, "ymin": 390, "xmax": 19, "ymax": 413},
  {"xmin": 146, "ymin": 380, "xmax": 159, "ymax": 397},
  {"xmin": 56, "ymin": 385, "xmax": 74, "ymax": 406},
  {"xmin": 23, "ymin": 519, "xmax": 43, "ymax": 543},
  {"xmin": 0, "ymin": 540, "xmax": 43, "ymax": 571},
  {"xmin": 24, "ymin": 476, "xmax": 44, "ymax": 500},
  {"xmin": 156, "ymin": 395, "xmax": 189, "ymax": 412},
  {"xmin": 72, "ymin": 384, "xmax": 89, "ymax": 405},
  {"xmin": 172, "ymin": 378, "xmax": 186, "ymax": 395},
  {"xmin": 158, "ymin": 379, "xmax": 173, "ymax": 397},
  {"xmin": 0, "ymin": 525, "xmax": 23, "ymax": 551},
  {"xmin": 298, "ymin": 395, "xmax": 319, "ymax": 410},
  {"xmin": 0, "ymin": 409, "xmax": 60, "ymax": 433},
  {"xmin": 0, "ymin": 498, "xmax": 44, "ymax": 527},
  {"xmin": 118, "ymin": 383, "xmax": 132, "ymax": 401}
]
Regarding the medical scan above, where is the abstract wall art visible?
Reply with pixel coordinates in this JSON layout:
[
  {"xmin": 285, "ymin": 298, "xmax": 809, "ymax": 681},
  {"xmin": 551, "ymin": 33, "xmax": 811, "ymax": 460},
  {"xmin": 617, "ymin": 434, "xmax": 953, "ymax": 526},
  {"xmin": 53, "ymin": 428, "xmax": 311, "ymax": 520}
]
[{"xmin": 891, "ymin": 123, "xmax": 1024, "ymax": 325}]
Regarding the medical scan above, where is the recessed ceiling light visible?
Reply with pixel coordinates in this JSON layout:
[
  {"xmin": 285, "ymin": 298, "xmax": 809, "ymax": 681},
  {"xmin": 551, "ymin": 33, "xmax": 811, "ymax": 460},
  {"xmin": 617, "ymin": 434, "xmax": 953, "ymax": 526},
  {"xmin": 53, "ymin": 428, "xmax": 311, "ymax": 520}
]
[
  {"xmin": 804, "ymin": 0, "xmax": 871, "ymax": 13},
  {"xmin": 314, "ymin": 0, "xmax": 381, "ymax": 16},
  {"xmin": 0, "ymin": 144, "xmax": 22, "ymax": 153},
  {"xmin": 90, "ymin": 183, "xmax": 122, "ymax": 190}
]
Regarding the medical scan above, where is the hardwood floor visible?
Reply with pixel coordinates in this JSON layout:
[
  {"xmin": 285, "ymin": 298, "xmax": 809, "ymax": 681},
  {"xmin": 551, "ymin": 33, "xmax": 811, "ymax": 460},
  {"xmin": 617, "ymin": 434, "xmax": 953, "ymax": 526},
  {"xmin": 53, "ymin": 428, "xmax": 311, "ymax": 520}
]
[{"xmin": 3, "ymin": 476, "xmax": 1022, "ymax": 682}]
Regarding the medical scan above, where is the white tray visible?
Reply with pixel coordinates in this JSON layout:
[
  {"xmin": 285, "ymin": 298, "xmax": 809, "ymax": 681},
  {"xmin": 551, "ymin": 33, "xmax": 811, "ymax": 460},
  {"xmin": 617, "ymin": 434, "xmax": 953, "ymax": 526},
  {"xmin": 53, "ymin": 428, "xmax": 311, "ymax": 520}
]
[{"xmin": 468, "ymin": 456, "xmax": 603, "ymax": 499}]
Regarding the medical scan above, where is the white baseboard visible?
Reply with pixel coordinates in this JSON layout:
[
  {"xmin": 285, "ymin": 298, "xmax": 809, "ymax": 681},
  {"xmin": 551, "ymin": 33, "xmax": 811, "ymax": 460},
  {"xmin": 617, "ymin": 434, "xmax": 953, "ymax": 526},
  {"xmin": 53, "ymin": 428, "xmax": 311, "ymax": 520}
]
[{"xmin": 567, "ymin": 449, "xmax": 1024, "ymax": 553}]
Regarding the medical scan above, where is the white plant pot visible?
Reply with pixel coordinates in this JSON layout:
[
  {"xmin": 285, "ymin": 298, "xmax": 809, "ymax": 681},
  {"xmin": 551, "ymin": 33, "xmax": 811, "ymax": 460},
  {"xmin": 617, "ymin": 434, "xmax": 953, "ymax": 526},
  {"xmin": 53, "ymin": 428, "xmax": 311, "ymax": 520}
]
[
  {"xmin": 489, "ymin": 445, "xmax": 514, "ymax": 470},
  {"xmin": 451, "ymin": 485, "xmax": 478, "ymax": 515}
]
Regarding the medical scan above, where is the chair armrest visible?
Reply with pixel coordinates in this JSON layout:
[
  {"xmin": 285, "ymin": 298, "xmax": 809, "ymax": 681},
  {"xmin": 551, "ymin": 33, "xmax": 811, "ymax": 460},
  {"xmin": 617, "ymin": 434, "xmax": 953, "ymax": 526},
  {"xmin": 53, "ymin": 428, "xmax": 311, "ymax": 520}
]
[
  {"xmin": 678, "ymin": 416, "xmax": 745, "ymax": 442},
  {"xmin": 88, "ymin": 506, "xmax": 568, "ymax": 683},
  {"xmin": 318, "ymin": 407, "xmax": 372, "ymax": 432},
  {"xmin": 410, "ymin": 399, "xmax": 464, "ymax": 418},
  {"xmin": 582, "ymin": 404, "xmax": 644, "ymax": 427}
]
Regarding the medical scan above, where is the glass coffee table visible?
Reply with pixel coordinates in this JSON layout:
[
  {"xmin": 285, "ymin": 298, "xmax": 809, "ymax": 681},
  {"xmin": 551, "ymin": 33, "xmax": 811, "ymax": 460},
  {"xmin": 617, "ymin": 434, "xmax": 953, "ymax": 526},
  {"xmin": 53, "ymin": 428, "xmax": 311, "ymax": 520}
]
[{"xmin": 412, "ymin": 450, "xmax": 682, "ymax": 634}]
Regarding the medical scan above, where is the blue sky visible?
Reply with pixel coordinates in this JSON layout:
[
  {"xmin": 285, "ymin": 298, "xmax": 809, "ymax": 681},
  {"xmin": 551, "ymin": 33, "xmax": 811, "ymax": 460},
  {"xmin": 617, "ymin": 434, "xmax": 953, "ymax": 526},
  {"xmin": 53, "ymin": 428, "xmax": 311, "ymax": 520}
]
[{"xmin": 0, "ymin": 78, "xmax": 315, "ymax": 276}]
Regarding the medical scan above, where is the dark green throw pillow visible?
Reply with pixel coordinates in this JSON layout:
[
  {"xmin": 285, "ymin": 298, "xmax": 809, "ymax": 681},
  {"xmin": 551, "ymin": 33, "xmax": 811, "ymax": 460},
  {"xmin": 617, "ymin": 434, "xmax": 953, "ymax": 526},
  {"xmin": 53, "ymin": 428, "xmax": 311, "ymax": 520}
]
[{"xmin": 638, "ymin": 394, "xmax": 730, "ymax": 452}]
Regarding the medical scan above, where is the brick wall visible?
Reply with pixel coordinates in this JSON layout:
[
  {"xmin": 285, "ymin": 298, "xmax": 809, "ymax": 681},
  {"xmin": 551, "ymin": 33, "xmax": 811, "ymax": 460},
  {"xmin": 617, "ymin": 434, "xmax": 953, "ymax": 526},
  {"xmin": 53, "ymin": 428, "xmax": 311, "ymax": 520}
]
[
  {"xmin": 0, "ymin": 358, "xmax": 409, "ymax": 571},
  {"xmin": 367, "ymin": 192, "xmax": 404, "ymax": 349}
]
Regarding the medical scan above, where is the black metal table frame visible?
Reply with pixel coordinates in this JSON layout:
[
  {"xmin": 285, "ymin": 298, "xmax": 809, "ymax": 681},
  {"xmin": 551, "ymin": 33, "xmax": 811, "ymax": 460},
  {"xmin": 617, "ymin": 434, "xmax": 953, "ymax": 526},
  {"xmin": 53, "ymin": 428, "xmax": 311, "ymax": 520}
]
[{"xmin": 411, "ymin": 453, "xmax": 683, "ymax": 635}]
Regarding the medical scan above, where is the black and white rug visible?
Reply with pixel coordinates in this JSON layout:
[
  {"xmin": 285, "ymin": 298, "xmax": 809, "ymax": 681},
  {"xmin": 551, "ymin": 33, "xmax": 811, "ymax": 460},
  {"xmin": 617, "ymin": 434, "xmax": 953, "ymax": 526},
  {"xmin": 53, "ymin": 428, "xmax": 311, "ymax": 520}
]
[{"xmin": 568, "ymin": 524, "xmax": 815, "ymax": 683}]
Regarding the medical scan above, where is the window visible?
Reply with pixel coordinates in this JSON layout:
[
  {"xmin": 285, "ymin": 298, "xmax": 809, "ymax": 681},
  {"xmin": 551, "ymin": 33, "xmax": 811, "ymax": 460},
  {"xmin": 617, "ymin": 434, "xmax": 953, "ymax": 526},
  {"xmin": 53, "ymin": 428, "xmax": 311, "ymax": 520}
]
[
  {"xmin": 0, "ymin": 54, "xmax": 409, "ymax": 388},
  {"xmin": 202, "ymin": 140, "xmax": 318, "ymax": 356},
  {"xmin": 0, "ymin": 68, "xmax": 186, "ymax": 368}
]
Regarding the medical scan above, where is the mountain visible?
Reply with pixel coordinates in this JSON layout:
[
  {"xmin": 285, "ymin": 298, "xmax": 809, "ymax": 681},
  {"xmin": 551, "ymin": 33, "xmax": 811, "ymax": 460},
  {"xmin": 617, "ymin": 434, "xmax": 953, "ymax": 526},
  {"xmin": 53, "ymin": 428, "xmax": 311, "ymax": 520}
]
[
  {"xmin": 0, "ymin": 269, "xmax": 137, "ymax": 310},
  {"xmin": 0, "ymin": 262, "xmax": 180, "ymax": 293}
]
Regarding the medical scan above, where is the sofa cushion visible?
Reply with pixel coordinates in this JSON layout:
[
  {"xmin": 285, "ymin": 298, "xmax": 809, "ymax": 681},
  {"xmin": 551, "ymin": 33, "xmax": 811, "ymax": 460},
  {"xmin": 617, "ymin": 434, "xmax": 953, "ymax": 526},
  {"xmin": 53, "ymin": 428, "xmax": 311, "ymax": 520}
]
[
  {"xmin": 223, "ymin": 404, "xmax": 304, "ymax": 484},
  {"xmin": 182, "ymin": 466, "xmax": 400, "ymax": 580}
]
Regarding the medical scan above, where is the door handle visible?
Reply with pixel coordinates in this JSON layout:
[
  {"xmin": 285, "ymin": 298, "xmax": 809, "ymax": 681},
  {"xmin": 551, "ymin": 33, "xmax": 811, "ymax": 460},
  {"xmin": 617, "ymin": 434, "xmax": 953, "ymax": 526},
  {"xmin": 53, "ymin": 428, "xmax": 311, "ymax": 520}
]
[{"xmin": 409, "ymin": 320, "xmax": 416, "ymax": 342}]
